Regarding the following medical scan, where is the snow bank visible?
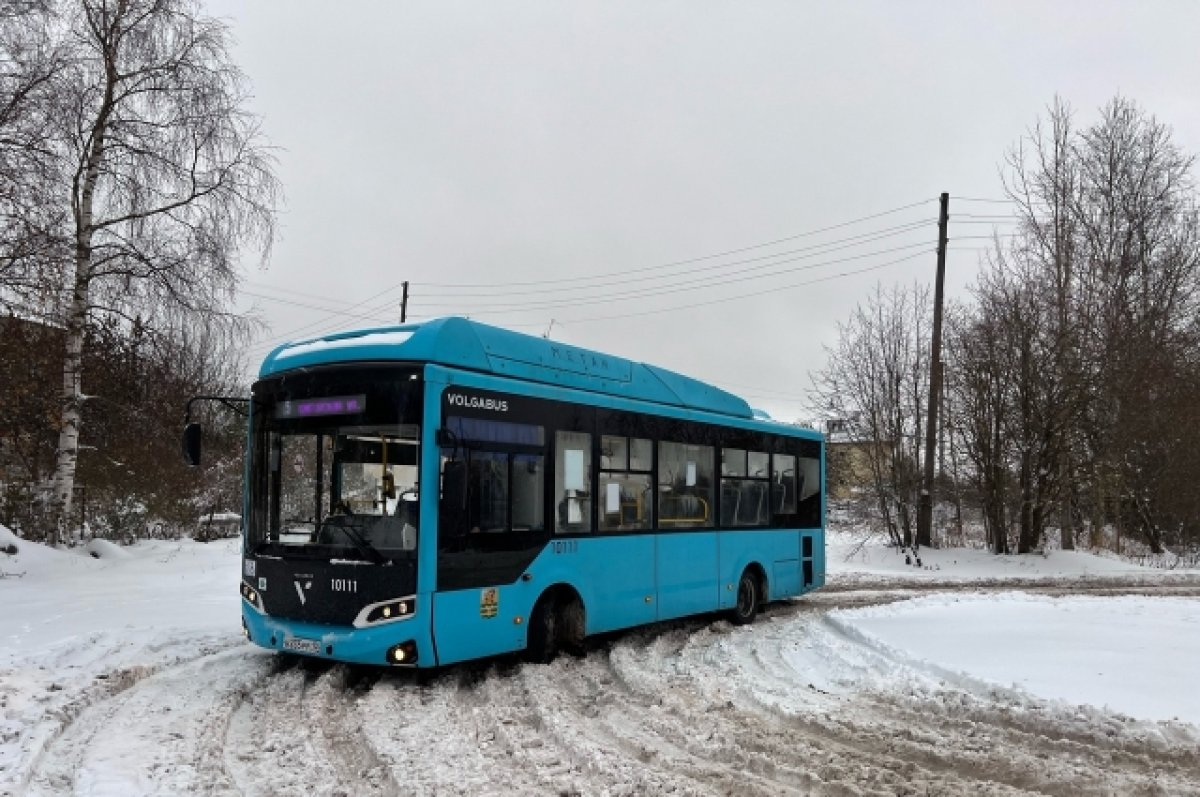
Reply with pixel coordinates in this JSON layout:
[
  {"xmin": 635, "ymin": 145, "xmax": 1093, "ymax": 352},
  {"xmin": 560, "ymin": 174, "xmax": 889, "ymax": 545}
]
[
  {"xmin": 83, "ymin": 537, "xmax": 133, "ymax": 559},
  {"xmin": 0, "ymin": 522, "xmax": 19, "ymax": 550},
  {"xmin": 833, "ymin": 592, "xmax": 1200, "ymax": 725},
  {"xmin": 826, "ymin": 528, "xmax": 1196, "ymax": 582},
  {"xmin": 0, "ymin": 522, "xmax": 78, "ymax": 577}
]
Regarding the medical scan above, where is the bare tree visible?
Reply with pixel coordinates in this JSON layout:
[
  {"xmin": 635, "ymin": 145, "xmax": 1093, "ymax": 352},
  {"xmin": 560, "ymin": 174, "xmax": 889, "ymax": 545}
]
[
  {"xmin": 1002, "ymin": 98, "xmax": 1087, "ymax": 551},
  {"xmin": 944, "ymin": 302, "xmax": 1009, "ymax": 553},
  {"xmin": 949, "ymin": 96, "xmax": 1200, "ymax": 555},
  {"xmin": 1073, "ymin": 98, "xmax": 1200, "ymax": 553},
  {"xmin": 7, "ymin": 0, "xmax": 279, "ymax": 543},
  {"xmin": 814, "ymin": 282, "xmax": 930, "ymax": 547},
  {"xmin": 0, "ymin": 1, "xmax": 69, "ymax": 315}
]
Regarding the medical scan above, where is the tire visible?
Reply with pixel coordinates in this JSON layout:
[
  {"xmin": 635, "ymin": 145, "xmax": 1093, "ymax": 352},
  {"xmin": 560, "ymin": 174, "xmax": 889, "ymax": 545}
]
[
  {"xmin": 729, "ymin": 569, "xmax": 760, "ymax": 626},
  {"xmin": 559, "ymin": 596, "xmax": 586, "ymax": 657},
  {"xmin": 525, "ymin": 596, "xmax": 560, "ymax": 663}
]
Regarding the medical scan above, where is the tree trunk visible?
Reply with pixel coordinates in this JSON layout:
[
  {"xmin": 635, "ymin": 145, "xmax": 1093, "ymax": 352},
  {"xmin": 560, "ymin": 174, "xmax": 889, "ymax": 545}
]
[
  {"xmin": 48, "ymin": 264, "xmax": 90, "ymax": 545},
  {"xmin": 46, "ymin": 12, "xmax": 116, "ymax": 545},
  {"xmin": 1059, "ymin": 454, "xmax": 1074, "ymax": 550}
]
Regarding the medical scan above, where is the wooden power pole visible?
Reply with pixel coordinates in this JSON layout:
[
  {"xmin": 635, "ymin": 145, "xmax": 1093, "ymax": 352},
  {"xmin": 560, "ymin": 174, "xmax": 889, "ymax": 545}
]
[
  {"xmin": 400, "ymin": 281, "xmax": 409, "ymax": 323},
  {"xmin": 917, "ymin": 192, "xmax": 949, "ymax": 548}
]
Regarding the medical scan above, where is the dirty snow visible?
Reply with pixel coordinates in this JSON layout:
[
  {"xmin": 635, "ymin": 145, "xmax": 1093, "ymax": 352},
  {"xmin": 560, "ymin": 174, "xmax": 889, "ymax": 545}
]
[{"xmin": 2, "ymin": 523, "xmax": 1199, "ymax": 796}]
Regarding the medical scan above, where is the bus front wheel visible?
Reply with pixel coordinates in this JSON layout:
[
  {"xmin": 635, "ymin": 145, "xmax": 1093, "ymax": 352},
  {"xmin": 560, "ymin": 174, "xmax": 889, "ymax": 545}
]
[
  {"xmin": 526, "ymin": 593, "xmax": 584, "ymax": 663},
  {"xmin": 525, "ymin": 596, "xmax": 561, "ymax": 663},
  {"xmin": 729, "ymin": 569, "xmax": 761, "ymax": 626}
]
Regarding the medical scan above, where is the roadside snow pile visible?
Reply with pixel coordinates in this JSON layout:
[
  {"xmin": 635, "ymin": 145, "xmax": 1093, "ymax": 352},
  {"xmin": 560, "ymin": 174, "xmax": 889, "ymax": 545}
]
[
  {"xmin": 825, "ymin": 528, "xmax": 1199, "ymax": 583},
  {"xmin": 0, "ymin": 523, "xmax": 80, "ymax": 578},
  {"xmin": 0, "ymin": 526, "xmax": 19, "ymax": 563},
  {"xmin": 831, "ymin": 592, "xmax": 1200, "ymax": 725},
  {"xmin": 83, "ymin": 537, "xmax": 132, "ymax": 559}
]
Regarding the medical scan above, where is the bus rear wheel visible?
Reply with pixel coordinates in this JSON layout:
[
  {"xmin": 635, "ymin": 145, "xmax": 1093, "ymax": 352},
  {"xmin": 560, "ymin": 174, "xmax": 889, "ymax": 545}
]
[{"xmin": 729, "ymin": 569, "xmax": 761, "ymax": 626}]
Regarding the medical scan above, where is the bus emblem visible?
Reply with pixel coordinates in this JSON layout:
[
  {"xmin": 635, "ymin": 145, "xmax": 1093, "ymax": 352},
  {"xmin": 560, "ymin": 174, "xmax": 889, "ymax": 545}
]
[{"xmin": 480, "ymin": 588, "xmax": 499, "ymax": 619}]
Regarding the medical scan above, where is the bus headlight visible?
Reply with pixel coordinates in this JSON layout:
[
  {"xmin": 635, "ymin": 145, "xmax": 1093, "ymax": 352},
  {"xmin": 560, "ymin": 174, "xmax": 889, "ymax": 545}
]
[
  {"xmin": 240, "ymin": 581, "xmax": 265, "ymax": 613},
  {"xmin": 353, "ymin": 595, "xmax": 417, "ymax": 628}
]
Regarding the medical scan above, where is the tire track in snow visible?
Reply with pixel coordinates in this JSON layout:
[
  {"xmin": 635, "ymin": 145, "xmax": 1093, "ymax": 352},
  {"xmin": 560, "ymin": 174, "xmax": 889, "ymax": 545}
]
[
  {"xmin": 21, "ymin": 583, "xmax": 1197, "ymax": 796},
  {"xmin": 22, "ymin": 642, "xmax": 266, "ymax": 797},
  {"xmin": 342, "ymin": 590, "xmax": 1200, "ymax": 796},
  {"xmin": 352, "ymin": 665, "xmax": 538, "ymax": 796},
  {"xmin": 651, "ymin": 605, "xmax": 1200, "ymax": 796},
  {"xmin": 223, "ymin": 660, "xmax": 399, "ymax": 797},
  {"xmin": 814, "ymin": 607, "xmax": 1200, "ymax": 794},
  {"xmin": 607, "ymin": 620, "xmax": 1032, "ymax": 797},
  {"xmin": 511, "ymin": 656, "xmax": 741, "ymax": 796},
  {"xmin": 545, "ymin": 646, "xmax": 819, "ymax": 795}
]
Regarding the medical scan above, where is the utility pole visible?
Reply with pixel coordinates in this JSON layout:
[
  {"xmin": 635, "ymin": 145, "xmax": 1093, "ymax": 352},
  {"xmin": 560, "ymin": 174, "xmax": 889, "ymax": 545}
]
[
  {"xmin": 400, "ymin": 281, "xmax": 409, "ymax": 324},
  {"xmin": 917, "ymin": 192, "xmax": 949, "ymax": 548}
]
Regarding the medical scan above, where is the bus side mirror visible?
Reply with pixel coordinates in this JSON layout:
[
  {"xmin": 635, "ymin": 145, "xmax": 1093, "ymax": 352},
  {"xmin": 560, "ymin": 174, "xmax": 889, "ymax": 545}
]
[{"xmin": 182, "ymin": 423, "xmax": 202, "ymax": 466}]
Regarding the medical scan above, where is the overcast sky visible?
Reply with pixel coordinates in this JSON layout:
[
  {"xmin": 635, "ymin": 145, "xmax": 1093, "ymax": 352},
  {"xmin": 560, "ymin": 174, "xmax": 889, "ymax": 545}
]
[{"xmin": 206, "ymin": 1, "xmax": 1200, "ymax": 421}]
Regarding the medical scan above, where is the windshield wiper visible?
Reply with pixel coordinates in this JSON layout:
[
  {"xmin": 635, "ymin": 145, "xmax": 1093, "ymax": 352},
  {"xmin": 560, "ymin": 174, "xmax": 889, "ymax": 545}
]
[{"xmin": 333, "ymin": 519, "xmax": 389, "ymax": 565}]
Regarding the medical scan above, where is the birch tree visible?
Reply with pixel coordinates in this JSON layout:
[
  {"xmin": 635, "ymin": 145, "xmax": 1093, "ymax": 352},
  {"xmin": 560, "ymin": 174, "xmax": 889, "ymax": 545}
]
[{"xmin": 8, "ymin": 0, "xmax": 278, "ymax": 543}]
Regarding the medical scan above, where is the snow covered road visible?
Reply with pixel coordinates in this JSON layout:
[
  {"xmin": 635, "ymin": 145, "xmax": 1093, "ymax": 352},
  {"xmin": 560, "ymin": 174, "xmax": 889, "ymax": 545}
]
[
  {"xmin": 3, "ymin": 533, "xmax": 1200, "ymax": 796},
  {"xmin": 5, "ymin": 592, "xmax": 1199, "ymax": 796}
]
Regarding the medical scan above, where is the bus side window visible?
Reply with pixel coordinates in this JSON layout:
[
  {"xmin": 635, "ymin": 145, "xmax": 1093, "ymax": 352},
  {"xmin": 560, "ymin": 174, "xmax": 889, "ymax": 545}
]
[
  {"xmin": 658, "ymin": 441, "xmax": 714, "ymax": 528},
  {"xmin": 555, "ymin": 431, "xmax": 592, "ymax": 533}
]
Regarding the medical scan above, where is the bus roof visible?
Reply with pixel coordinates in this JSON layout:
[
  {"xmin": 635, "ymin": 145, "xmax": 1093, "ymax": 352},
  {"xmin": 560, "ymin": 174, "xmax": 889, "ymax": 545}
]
[{"xmin": 260, "ymin": 316, "xmax": 759, "ymax": 420}]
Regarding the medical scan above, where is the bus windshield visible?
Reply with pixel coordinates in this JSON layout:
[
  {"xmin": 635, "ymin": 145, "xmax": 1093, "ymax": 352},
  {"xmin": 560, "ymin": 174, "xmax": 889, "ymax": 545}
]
[{"xmin": 248, "ymin": 367, "xmax": 422, "ymax": 562}]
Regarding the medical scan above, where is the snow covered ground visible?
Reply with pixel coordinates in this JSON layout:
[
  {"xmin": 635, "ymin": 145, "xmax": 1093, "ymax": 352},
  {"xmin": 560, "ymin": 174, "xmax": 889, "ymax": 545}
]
[{"xmin": 2, "ymin": 522, "xmax": 1199, "ymax": 796}]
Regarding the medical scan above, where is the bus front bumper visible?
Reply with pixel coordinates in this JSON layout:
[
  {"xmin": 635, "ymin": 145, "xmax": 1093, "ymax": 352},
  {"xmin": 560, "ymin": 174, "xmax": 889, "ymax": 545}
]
[{"xmin": 241, "ymin": 602, "xmax": 435, "ymax": 667}]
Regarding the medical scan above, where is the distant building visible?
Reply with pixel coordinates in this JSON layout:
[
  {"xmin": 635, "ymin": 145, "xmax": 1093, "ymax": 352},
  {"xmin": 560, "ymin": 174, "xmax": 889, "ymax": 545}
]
[{"xmin": 823, "ymin": 416, "xmax": 890, "ymax": 500}]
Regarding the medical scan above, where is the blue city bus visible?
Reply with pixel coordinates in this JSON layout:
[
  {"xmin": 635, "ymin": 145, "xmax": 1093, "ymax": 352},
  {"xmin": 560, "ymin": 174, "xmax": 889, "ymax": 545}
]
[{"xmin": 226, "ymin": 317, "xmax": 824, "ymax": 668}]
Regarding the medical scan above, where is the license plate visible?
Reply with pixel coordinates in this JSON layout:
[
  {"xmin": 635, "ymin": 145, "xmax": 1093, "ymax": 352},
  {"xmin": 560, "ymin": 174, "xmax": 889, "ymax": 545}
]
[{"xmin": 282, "ymin": 636, "xmax": 321, "ymax": 654}]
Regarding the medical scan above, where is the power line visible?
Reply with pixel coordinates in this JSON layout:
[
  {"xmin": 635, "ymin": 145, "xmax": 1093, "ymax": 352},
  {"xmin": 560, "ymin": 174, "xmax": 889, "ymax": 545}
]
[
  {"xmin": 240, "ymin": 199, "xmax": 940, "ymax": 357},
  {"xmin": 243, "ymin": 247, "xmax": 931, "ymax": 360},
  {"xmin": 414, "ymin": 218, "xmax": 932, "ymax": 299},
  {"xmin": 240, "ymin": 203, "xmax": 937, "ymax": 353},
  {"xmin": 409, "ymin": 240, "xmax": 934, "ymax": 316},
  {"xmin": 955, "ymin": 196, "xmax": 1014, "ymax": 204},
  {"xmin": 413, "ymin": 199, "xmax": 935, "ymax": 290},
  {"xmin": 550, "ymin": 249, "xmax": 930, "ymax": 326}
]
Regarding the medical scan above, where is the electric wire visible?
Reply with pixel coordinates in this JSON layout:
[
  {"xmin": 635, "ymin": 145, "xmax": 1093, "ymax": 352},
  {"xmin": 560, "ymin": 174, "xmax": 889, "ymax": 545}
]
[
  {"xmin": 243, "ymin": 245, "xmax": 933, "ymax": 359},
  {"xmin": 408, "ymin": 239, "xmax": 935, "ymax": 316},
  {"xmin": 414, "ymin": 218, "xmax": 932, "ymax": 299},
  {"xmin": 413, "ymin": 199, "xmax": 935, "ymax": 289},
  {"xmin": 244, "ymin": 203, "xmax": 941, "ymax": 354},
  {"xmin": 411, "ymin": 239, "xmax": 934, "ymax": 316},
  {"xmin": 547, "ymin": 249, "xmax": 930, "ymax": 326},
  {"xmin": 241, "ymin": 199, "xmax": 942, "ymax": 357}
]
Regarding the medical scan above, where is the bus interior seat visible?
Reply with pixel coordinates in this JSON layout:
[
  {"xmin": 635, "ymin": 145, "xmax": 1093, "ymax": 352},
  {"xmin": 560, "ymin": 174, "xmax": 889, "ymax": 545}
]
[
  {"xmin": 371, "ymin": 516, "xmax": 417, "ymax": 550},
  {"xmin": 738, "ymin": 480, "xmax": 768, "ymax": 525},
  {"xmin": 720, "ymin": 482, "xmax": 740, "ymax": 526},
  {"xmin": 774, "ymin": 471, "xmax": 796, "ymax": 513}
]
